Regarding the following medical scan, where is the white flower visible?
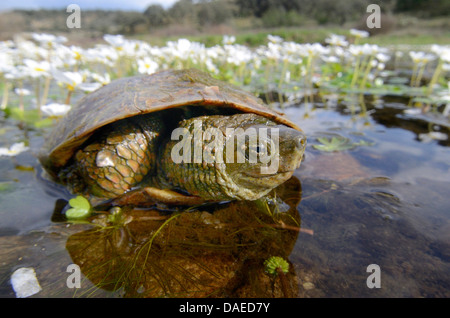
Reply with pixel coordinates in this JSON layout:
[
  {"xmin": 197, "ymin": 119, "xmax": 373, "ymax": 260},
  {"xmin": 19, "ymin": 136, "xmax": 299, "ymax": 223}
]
[
  {"xmin": 41, "ymin": 103, "xmax": 71, "ymax": 117},
  {"xmin": 103, "ymin": 34, "xmax": 126, "ymax": 48},
  {"xmin": 103, "ymin": 34, "xmax": 140, "ymax": 57},
  {"xmin": 321, "ymin": 55, "xmax": 340, "ymax": 63},
  {"xmin": 205, "ymin": 58, "xmax": 218, "ymax": 74},
  {"xmin": 267, "ymin": 35, "xmax": 283, "ymax": 44},
  {"xmin": 409, "ymin": 51, "xmax": 436, "ymax": 65},
  {"xmin": 376, "ymin": 53, "xmax": 390, "ymax": 63},
  {"xmin": 23, "ymin": 59, "xmax": 51, "ymax": 78},
  {"xmin": 91, "ymin": 72, "xmax": 111, "ymax": 85},
  {"xmin": 0, "ymin": 142, "xmax": 29, "ymax": 157},
  {"xmin": 431, "ymin": 45, "xmax": 450, "ymax": 63},
  {"xmin": 52, "ymin": 70, "xmax": 101, "ymax": 92},
  {"xmin": 14, "ymin": 88, "xmax": 31, "ymax": 96},
  {"xmin": 85, "ymin": 46, "xmax": 119, "ymax": 67},
  {"xmin": 349, "ymin": 44, "xmax": 380, "ymax": 57},
  {"xmin": 226, "ymin": 45, "xmax": 252, "ymax": 65},
  {"xmin": 350, "ymin": 29, "xmax": 369, "ymax": 38},
  {"xmin": 0, "ymin": 51, "xmax": 14, "ymax": 74},
  {"xmin": 32, "ymin": 33, "xmax": 67, "ymax": 48},
  {"xmin": 325, "ymin": 34, "xmax": 348, "ymax": 47},
  {"xmin": 4, "ymin": 66, "xmax": 27, "ymax": 80},
  {"xmin": 349, "ymin": 45, "xmax": 365, "ymax": 57},
  {"xmin": 374, "ymin": 78, "xmax": 384, "ymax": 86},
  {"xmin": 137, "ymin": 57, "xmax": 158, "ymax": 75},
  {"xmin": 168, "ymin": 38, "xmax": 192, "ymax": 58},
  {"xmin": 222, "ymin": 35, "xmax": 236, "ymax": 45},
  {"xmin": 302, "ymin": 43, "xmax": 329, "ymax": 57}
]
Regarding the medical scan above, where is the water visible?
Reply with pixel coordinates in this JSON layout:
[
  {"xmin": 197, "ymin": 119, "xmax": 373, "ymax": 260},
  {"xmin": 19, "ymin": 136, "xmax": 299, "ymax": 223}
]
[{"xmin": 0, "ymin": 95, "xmax": 449, "ymax": 297}]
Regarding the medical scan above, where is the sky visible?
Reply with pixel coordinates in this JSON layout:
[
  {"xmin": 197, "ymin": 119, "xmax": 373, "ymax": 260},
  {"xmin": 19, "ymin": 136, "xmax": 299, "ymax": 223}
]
[{"xmin": 0, "ymin": 0, "xmax": 178, "ymax": 12}]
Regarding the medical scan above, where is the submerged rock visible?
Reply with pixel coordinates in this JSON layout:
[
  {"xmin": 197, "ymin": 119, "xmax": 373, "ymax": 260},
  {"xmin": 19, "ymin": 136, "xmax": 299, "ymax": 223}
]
[{"xmin": 10, "ymin": 267, "xmax": 42, "ymax": 298}]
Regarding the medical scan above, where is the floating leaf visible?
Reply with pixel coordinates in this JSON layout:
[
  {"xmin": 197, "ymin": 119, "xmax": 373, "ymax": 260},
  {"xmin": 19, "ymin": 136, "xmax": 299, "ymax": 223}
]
[
  {"xmin": 66, "ymin": 195, "xmax": 92, "ymax": 219},
  {"xmin": 313, "ymin": 136, "xmax": 374, "ymax": 152},
  {"xmin": 313, "ymin": 136, "xmax": 355, "ymax": 152},
  {"xmin": 0, "ymin": 181, "xmax": 14, "ymax": 192},
  {"xmin": 354, "ymin": 140, "xmax": 375, "ymax": 147}
]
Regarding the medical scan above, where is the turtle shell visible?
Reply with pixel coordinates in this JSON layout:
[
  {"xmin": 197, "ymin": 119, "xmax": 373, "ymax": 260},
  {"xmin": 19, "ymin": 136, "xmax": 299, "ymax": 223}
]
[{"xmin": 39, "ymin": 68, "xmax": 302, "ymax": 176}]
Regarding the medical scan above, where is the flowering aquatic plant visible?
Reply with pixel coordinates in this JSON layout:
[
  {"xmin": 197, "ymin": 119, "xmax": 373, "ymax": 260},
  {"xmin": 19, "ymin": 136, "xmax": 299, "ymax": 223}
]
[{"xmin": 0, "ymin": 31, "xmax": 448, "ymax": 119}]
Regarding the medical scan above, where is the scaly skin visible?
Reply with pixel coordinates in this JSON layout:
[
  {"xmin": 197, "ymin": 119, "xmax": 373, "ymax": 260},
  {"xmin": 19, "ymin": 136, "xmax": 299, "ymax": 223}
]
[
  {"xmin": 65, "ymin": 113, "xmax": 306, "ymax": 202},
  {"xmin": 66, "ymin": 114, "xmax": 164, "ymax": 198},
  {"xmin": 159, "ymin": 113, "xmax": 306, "ymax": 200}
]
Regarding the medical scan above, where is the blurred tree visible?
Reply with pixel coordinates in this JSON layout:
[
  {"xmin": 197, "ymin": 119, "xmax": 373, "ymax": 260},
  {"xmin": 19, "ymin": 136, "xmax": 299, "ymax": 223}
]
[
  {"xmin": 116, "ymin": 11, "xmax": 147, "ymax": 34},
  {"xmin": 235, "ymin": 0, "xmax": 375, "ymax": 25},
  {"xmin": 395, "ymin": 0, "xmax": 450, "ymax": 17},
  {"xmin": 196, "ymin": 0, "xmax": 234, "ymax": 26},
  {"xmin": 144, "ymin": 4, "xmax": 170, "ymax": 27},
  {"xmin": 168, "ymin": 0, "xmax": 197, "ymax": 24}
]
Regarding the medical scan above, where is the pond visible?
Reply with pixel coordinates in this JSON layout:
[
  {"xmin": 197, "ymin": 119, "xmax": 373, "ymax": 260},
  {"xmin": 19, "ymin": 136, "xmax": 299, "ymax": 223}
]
[{"xmin": 0, "ymin": 90, "xmax": 449, "ymax": 297}]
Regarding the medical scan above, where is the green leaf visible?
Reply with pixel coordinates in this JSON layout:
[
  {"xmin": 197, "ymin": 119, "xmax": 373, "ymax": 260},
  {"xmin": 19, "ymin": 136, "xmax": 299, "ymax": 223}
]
[
  {"xmin": 66, "ymin": 196, "xmax": 92, "ymax": 219},
  {"xmin": 33, "ymin": 117, "xmax": 54, "ymax": 128},
  {"xmin": 313, "ymin": 136, "xmax": 355, "ymax": 152},
  {"xmin": 313, "ymin": 136, "xmax": 374, "ymax": 152},
  {"xmin": 264, "ymin": 256, "xmax": 289, "ymax": 276},
  {"xmin": 0, "ymin": 181, "xmax": 14, "ymax": 192}
]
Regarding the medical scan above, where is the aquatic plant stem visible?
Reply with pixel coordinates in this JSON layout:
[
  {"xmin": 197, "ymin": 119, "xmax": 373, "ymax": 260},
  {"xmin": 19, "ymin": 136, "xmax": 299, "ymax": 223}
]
[
  {"xmin": 427, "ymin": 59, "xmax": 443, "ymax": 95},
  {"xmin": 238, "ymin": 62, "xmax": 245, "ymax": 84},
  {"xmin": 278, "ymin": 59, "xmax": 289, "ymax": 108},
  {"xmin": 351, "ymin": 56, "xmax": 361, "ymax": 88},
  {"xmin": 264, "ymin": 60, "xmax": 272, "ymax": 104},
  {"xmin": 41, "ymin": 76, "xmax": 51, "ymax": 106},
  {"xmin": 414, "ymin": 64, "xmax": 426, "ymax": 87},
  {"xmin": 65, "ymin": 90, "xmax": 73, "ymax": 105},
  {"xmin": 410, "ymin": 63, "xmax": 418, "ymax": 87},
  {"xmin": 276, "ymin": 267, "xmax": 290, "ymax": 298},
  {"xmin": 1, "ymin": 81, "xmax": 9, "ymax": 110},
  {"xmin": 359, "ymin": 56, "xmax": 375, "ymax": 90},
  {"xmin": 305, "ymin": 55, "xmax": 313, "ymax": 89},
  {"xmin": 34, "ymin": 78, "xmax": 41, "ymax": 117},
  {"xmin": 18, "ymin": 80, "xmax": 24, "ymax": 112},
  {"xmin": 135, "ymin": 213, "xmax": 180, "ymax": 287}
]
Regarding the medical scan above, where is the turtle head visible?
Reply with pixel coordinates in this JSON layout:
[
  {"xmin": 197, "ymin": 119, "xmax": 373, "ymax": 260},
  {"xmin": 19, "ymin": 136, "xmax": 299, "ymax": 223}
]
[
  {"xmin": 161, "ymin": 113, "xmax": 306, "ymax": 202},
  {"xmin": 223, "ymin": 122, "xmax": 306, "ymax": 200}
]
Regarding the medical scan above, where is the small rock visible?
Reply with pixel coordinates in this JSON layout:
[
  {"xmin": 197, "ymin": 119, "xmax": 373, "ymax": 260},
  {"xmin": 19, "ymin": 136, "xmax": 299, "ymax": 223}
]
[
  {"xmin": 10, "ymin": 267, "xmax": 42, "ymax": 298},
  {"xmin": 302, "ymin": 282, "xmax": 315, "ymax": 290}
]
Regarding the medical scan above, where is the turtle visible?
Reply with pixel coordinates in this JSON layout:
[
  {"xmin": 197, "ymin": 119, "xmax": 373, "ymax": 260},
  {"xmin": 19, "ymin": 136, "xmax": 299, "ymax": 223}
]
[{"xmin": 38, "ymin": 68, "xmax": 306, "ymax": 207}]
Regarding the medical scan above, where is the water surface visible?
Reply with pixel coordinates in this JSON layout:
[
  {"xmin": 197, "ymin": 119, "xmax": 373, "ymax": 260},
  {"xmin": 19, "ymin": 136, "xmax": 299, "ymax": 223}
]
[{"xmin": 0, "ymin": 95, "xmax": 449, "ymax": 297}]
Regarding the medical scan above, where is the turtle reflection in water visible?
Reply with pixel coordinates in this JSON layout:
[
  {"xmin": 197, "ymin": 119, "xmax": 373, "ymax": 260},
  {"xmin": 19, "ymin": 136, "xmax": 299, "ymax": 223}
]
[
  {"xmin": 38, "ymin": 69, "xmax": 306, "ymax": 207},
  {"xmin": 65, "ymin": 176, "xmax": 303, "ymax": 298}
]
